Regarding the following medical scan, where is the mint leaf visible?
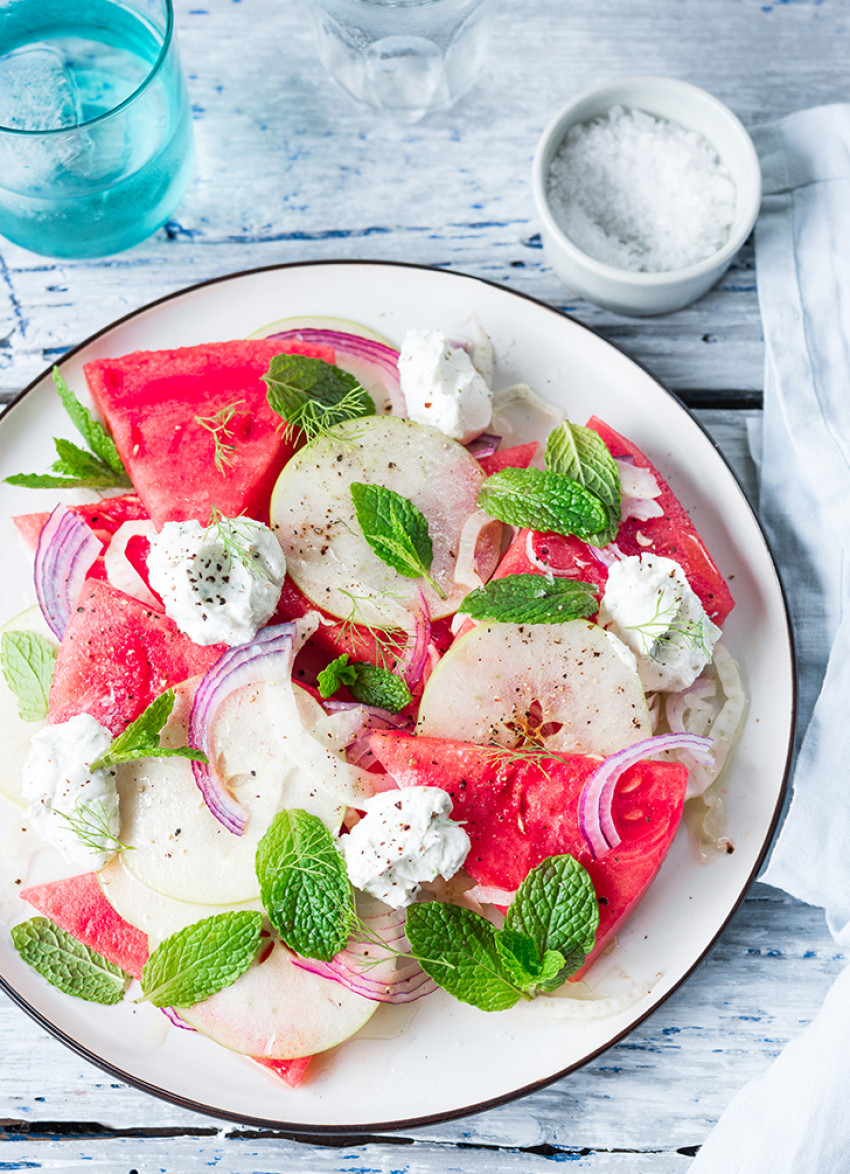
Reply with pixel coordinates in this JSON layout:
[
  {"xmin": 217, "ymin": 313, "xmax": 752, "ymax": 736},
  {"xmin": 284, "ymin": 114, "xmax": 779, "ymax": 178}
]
[
  {"xmin": 91, "ymin": 689, "xmax": 208, "ymax": 771},
  {"xmin": 255, "ymin": 809, "xmax": 354, "ymax": 961},
  {"xmin": 5, "ymin": 472, "xmax": 110, "ymax": 489},
  {"xmin": 477, "ymin": 468, "xmax": 609, "ymax": 544},
  {"xmin": 350, "ymin": 482, "xmax": 446, "ymax": 599},
  {"xmin": 405, "ymin": 902, "xmax": 523, "ymax": 1011},
  {"xmin": 264, "ymin": 353, "xmax": 375, "ymax": 444},
  {"xmin": 458, "ymin": 574, "xmax": 599, "ymax": 624},
  {"xmin": 504, "ymin": 854, "xmax": 599, "ymax": 988},
  {"xmin": 140, "ymin": 910, "xmax": 263, "ymax": 1008},
  {"xmin": 538, "ymin": 948, "xmax": 570, "ymax": 988},
  {"xmin": 49, "ymin": 437, "xmax": 128, "ymax": 489},
  {"xmin": 545, "ymin": 422, "xmax": 621, "ymax": 546},
  {"xmin": 317, "ymin": 653, "xmax": 359, "ymax": 698},
  {"xmin": 12, "ymin": 917, "xmax": 129, "ymax": 1004},
  {"xmin": 403, "ymin": 856, "xmax": 601, "ymax": 1010},
  {"xmin": 494, "ymin": 927, "xmax": 548, "ymax": 991},
  {"xmin": 318, "ymin": 654, "xmax": 411, "ymax": 713},
  {"xmin": 52, "ymin": 367, "xmax": 127, "ymax": 476},
  {"xmin": 349, "ymin": 662, "xmax": 412, "ymax": 713},
  {"xmin": 1, "ymin": 630, "xmax": 56, "ymax": 721},
  {"xmin": 4, "ymin": 368, "xmax": 131, "ymax": 491}
]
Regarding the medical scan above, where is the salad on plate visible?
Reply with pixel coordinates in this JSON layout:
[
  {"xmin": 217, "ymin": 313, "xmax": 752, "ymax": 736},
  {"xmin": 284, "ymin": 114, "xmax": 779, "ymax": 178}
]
[{"xmin": 0, "ymin": 315, "xmax": 746, "ymax": 1089}]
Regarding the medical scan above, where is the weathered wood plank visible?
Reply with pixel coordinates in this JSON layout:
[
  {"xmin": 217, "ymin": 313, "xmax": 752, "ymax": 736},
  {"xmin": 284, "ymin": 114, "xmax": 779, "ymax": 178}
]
[
  {"xmin": 0, "ymin": 885, "xmax": 839, "ymax": 1153},
  {"xmin": 0, "ymin": 1133, "xmax": 697, "ymax": 1173},
  {"xmin": 0, "ymin": 0, "xmax": 843, "ymax": 1166},
  {"xmin": 7, "ymin": 0, "xmax": 850, "ymax": 404}
]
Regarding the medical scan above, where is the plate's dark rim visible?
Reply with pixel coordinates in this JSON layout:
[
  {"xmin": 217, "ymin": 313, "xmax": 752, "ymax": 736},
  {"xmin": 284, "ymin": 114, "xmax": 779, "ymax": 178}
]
[{"xmin": 0, "ymin": 258, "xmax": 797, "ymax": 1138}]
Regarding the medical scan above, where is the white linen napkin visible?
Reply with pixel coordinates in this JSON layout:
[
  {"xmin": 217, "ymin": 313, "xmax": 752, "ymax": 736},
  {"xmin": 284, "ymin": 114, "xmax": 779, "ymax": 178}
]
[{"xmin": 690, "ymin": 104, "xmax": 850, "ymax": 1172}]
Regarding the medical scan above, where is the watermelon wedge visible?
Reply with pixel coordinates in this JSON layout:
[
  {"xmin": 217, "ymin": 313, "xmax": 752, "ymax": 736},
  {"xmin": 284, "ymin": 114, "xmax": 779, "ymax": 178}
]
[
  {"xmin": 487, "ymin": 418, "xmax": 734, "ymax": 626},
  {"xmin": 477, "ymin": 441, "xmax": 538, "ymax": 477},
  {"xmin": 252, "ymin": 1055, "xmax": 312, "ymax": 1088},
  {"xmin": 369, "ymin": 733, "xmax": 688, "ymax": 973},
  {"xmin": 275, "ymin": 577, "xmax": 452, "ymax": 671},
  {"xmin": 49, "ymin": 579, "xmax": 224, "ymax": 735},
  {"xmin": 587, "ymin": 418, "xmax": 734, "ymax": 624},
  {"xmin": 20, "ymin": 872, "xmax": 149, "ymax": 978},
  {"xmin": 13, "ymin": 494, "xmax": 149, "ymax": 551},
  {"xmin": 19, "ymin": 875, "xmax": 314, "ymax": 1082},
  {"xmin": 84, "ymin": 339, "xmax": 335, "ymax": 529}
]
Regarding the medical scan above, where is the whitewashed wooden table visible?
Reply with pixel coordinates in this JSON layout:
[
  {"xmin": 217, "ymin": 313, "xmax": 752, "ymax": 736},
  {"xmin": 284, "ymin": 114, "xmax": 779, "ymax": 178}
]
[{"xmin": 0, "ymin": 0, "xmax": 845, "ymax": 1169}]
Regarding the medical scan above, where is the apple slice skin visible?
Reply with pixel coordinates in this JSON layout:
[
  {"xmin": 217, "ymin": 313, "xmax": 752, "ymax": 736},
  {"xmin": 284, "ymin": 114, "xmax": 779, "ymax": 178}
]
[
  {"xmin": 417, "ymin": 620, "xmax": 651, "ymax": 758},
  {"xmin": 179, "ymin": 941, "xmax": 376, "ymax": 1060},
  {"xmin": 97, "ymin": 859, "xmax": 375, "ymax": 1062},
  {"xmin": 269, "ymin": 415, "xmax": 501, "ymax": 629},
  {"xmin": 118, "ymin": 678, "xmax": 371, "ymax": 907}
]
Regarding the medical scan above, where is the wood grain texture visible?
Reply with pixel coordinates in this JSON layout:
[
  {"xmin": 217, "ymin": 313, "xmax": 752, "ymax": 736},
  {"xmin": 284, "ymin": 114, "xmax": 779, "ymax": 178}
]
[
  {"xmin": 0, "ymin": 0, "xmax": 842, "ymax": 1168},
  {"xmin": 3, "ymin": 0, "xmax": 850, "ymax": 405},
  {"xmin": 0, "ymin": 888, "xmax": 840, "ymax": 1166}
]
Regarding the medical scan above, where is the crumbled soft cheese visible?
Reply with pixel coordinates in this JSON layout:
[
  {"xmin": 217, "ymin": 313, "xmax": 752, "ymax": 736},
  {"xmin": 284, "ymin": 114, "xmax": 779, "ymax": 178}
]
[
  {"xmin": 147, "ymin": 518, "xmax": 286, "ymax": 646},
  {"xmin": 340, "ymin": 786, "xmax": 470, "ymax": 909},
  {"xmin": 22, "ymin": 713, "xmax": 119, "ymax": 869},
  {"xmin": 599, "ymin": 553, "xmax": 721, "ymax": 692},
  {"xmin": 398, "ymin": 330, "xmax": 493, "ymax": 443}
]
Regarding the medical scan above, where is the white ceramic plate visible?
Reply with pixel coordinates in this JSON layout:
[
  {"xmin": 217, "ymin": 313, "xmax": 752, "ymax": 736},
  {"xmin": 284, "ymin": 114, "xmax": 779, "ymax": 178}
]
[{"xmin": 0, "ymin": 261, "xmax": 793, "ymax": 1133}]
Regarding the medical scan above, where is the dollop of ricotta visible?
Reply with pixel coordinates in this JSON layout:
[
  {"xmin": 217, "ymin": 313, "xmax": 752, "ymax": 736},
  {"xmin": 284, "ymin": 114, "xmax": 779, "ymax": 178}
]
[
  {"xmin": 147, "ymin": 517, "xmax": 286, "ymax": 646},
  {"xmin": 340, "ymin": 786, "xmax": 470, "ymax": 909},
  {"xmin": 398, "ymin": 330, "xmax": 493, "ymax": 443},
  {"xmin": 22, "ymin": 713, "xmax": 119, "ymax": 869},
  {"xmin": 599, "ymin": 553, "xmax": 721, "ymax": 692}
]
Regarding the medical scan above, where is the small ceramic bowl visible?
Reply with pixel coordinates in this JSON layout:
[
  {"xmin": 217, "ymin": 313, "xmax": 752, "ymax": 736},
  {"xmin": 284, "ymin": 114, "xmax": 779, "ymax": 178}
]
[{"xmin": 531, "ymin": 76, "xmax": 762, "ymax": 317}]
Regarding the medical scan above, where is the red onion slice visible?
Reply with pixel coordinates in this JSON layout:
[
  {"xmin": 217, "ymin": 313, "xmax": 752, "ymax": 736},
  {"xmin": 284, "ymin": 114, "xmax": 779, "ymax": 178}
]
[
  {"xmin": 34, "ymin": 504, "xmax": 102, "ymax": 639},
  {"xmin": 161, "ymin": 1006, "xmax": 195, "ymax": 1031},
  {"xmin": 265, "ymin": 328, "xmax": 405, "ymax": 416},
  {"xmin": 578, "ymin": 733, "xmax": 714, "ymax": 859},
  {"xmin": 320, "ymin": 701, "xmax": 408, "ymax": 770},
  {"xmin": 466, "ymin": 432, "xmax": 502, "ymax": 459},
  {"xmin": 292, "ymin": 953, "xmax": 437, "ymax": 1003},
  {"xmin": 189, "ymin": 623, "xmax": 297, "ymax": 835},
  {"xmin": 588, "ymin": 541, "xmax": 627, "ymax": 569},
  {"xmin": 394, "ymin": 590, "xmax": 431, "ymax": 690},
  {"xmin": 290, "ymin": 911, "xmax": 437, "ymax": 1003}
]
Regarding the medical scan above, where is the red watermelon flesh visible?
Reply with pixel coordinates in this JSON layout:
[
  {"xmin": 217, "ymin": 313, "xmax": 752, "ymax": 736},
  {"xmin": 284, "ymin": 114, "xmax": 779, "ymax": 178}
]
[
  {"xmin": 587, "ymin": 417, "xmax": 734, "ymax": 624},
  {"xmin": 276, "ymin": 577, "xmax": 453, "ymax": 671},
  {"xmin": 484, "ymin": 420, "xmax": 734, "ymax": 627},
  {"xmin": 369, "ymin": 732, "xmax": 688, "ymax": 973},
  {"xmin": 13, "ymin": 494, "xmax": 149, "ymax": 551},
  {"xmin": 252, "ymin": 1055, "xmax": 312, "ymax": 1088},
  {"xmin": 493, "ymin": 528, "xmax": 608, "ymax": 599},
  {"xmin": 49, "ymin": 579, "xmax": 224, "ymax": 735},
  {"xmin": 20, "ymin": 872, "xmax": 148, "ymax": 979},
  {"xmin": 19, "ymin": 874, "xmax": 314, "ymax": 1080},
  {"xmin": 14, "ymin": 494, "xmax": 151, "ymax": 585},
  {"xmin": 478, "ymin": 442, "xmax": 538, "ymax": 477},
  {"xmin": 83, "ymin": 339, "xmax": 335, "ymax": 529}
]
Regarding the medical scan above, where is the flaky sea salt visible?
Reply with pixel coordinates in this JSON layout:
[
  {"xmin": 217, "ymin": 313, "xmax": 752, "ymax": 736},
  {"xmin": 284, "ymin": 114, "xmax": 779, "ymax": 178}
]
[{"xmin": 546, "ymin": 105, "xmax": 738, "ymax": 273}]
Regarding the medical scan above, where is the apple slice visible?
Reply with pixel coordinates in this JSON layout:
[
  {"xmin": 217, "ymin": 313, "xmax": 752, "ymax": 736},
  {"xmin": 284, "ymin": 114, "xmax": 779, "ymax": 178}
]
[
  {"xmin": 417, "ymin": 620, "xmax": 651, "ymax": 757},
  {"xmin": 0, "ymin": 606, "xmax": 58, "ymax": 808},
  {"xmin": 179, "ymin": 939, "xmax": 376, "ymax": 1059},
  {"xmin": 97, "ymin": 857, "xmax": 261, "ymax": 945},
  {"xmin": 270, "ymin": 415, "xmax": 501, "ymax": 629},
  {"xmin": 118, "ymin": 678, "xmax": 372, "ymax": 906}
]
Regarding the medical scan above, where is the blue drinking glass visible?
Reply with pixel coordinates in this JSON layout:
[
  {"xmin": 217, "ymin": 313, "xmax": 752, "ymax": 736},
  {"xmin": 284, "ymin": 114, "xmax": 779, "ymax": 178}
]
[{"xmin": 0, "ymin": 0, "xmax": 193, "ymax": 258}]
